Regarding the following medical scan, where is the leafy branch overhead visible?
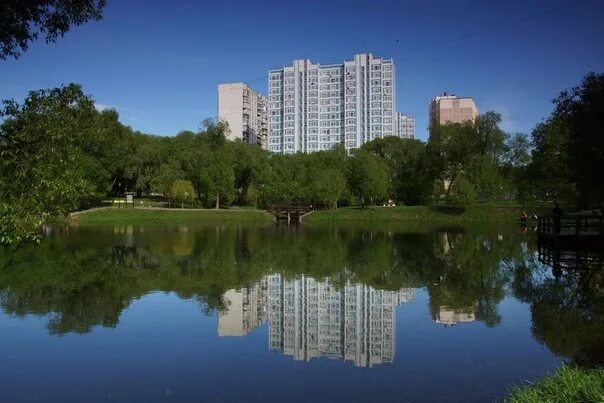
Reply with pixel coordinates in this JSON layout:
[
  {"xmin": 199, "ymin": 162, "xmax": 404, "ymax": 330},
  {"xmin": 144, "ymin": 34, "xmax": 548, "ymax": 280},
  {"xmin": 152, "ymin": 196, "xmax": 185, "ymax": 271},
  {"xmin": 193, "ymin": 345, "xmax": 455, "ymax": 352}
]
[{"xmin": 0, "ymin": 0, "xmax": 106, "ymax": 60}]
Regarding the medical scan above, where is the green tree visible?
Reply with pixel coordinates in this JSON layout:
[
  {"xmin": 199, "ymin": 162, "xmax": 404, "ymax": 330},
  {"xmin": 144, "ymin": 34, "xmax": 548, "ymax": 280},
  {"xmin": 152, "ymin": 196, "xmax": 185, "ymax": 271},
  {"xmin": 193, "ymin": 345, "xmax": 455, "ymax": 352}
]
[
  {"xmin": 552, "ymin": 72, "xmax": 604, "ymax": 208},
  {"xmin": 528, "ymin": 119, "xmax": 576, "ymax": 202},
  {"xmin": 0, "ymin": 0, "xmax": 106, "ymax": 60},
  {"xmin": 200, "ymin": 151, "xmax": 235, "ymax": 209},
  {"xmin": 311, "ymin": 168, "xmax": 348, "ymax": 209},
  {"xmin": 363, "ymin": 137, "xmax": 433, "ymax": 205},
  {"xmin": 347, "ymin": 149, "xmax": 390, "ymax": 206},
  {"xmin": 427, "ymin": 122, "xmax": 477, "ymax": 202},
  {"xmin": 0, "ymin": 84, "xmax": 107, "ymax": 243},
  {"xmin": 449, "ymin": 174, "xmax": 476, "ymax": 209},
  {"xmin": 170, "ymin": 180, "xmax": 195, "ymax": 208}
]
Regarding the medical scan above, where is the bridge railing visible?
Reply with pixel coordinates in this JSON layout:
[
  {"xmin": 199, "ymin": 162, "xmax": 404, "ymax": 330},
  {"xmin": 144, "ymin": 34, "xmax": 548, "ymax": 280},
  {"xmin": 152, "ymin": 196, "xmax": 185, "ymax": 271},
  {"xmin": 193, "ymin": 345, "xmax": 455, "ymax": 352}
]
[{"xmin": 537, "ymin": 215, "xmax": 604, "ymax": 236}]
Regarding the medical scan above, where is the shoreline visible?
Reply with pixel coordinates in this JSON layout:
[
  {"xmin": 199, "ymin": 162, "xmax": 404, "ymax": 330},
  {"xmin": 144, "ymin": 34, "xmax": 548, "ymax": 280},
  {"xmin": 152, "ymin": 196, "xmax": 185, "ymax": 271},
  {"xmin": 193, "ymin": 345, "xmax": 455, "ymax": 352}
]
[{"xmin": 70, "ymin": 204, "xmax": 527, "ymax": 226}]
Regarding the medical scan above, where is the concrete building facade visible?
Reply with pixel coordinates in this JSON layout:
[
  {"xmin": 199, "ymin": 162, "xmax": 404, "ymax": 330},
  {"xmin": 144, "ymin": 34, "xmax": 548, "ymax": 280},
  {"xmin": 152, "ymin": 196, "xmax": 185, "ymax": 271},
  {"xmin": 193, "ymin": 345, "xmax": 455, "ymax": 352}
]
[
  {"xmin": 267, "ymin": 53, "xmax": 396, "ymax": 153},
  {"xmin": 218, "ymin": 83, "xmax": 268, "ymax": 148},
  {"xmin": 395, "ymin": 113, "xmax": 415, "ymax": 139},
  {"xmin": 429, "ymin": 92, "xmax": 478, "ymax": 127}
]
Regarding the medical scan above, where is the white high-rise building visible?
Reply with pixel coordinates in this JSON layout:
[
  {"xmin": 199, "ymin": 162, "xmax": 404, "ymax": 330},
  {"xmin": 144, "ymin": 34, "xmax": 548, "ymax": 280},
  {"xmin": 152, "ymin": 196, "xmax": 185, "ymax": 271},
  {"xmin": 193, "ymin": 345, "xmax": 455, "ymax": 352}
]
[
  {"xmin": 395, "ymin": 113, "xmax": 415, "ymax": 139},
  {"xmin": 267, "ymin": 53, "xmax": 396, "ymax": 153},
  {"xmin": 218, "ymin": 83, "xmax": 268, "ymax": 148}
]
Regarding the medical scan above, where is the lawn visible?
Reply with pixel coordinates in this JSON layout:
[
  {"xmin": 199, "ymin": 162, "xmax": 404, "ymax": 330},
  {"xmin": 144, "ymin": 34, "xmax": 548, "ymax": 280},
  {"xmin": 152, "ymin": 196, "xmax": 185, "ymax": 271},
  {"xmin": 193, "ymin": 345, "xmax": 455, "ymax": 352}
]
[
  {"xmin": 303, "ymin": 204, "xmax": 526, "ymax": 224},
  {"xmin": 71, "ymin": 207, "xmax": 274, "ymax": 225}
]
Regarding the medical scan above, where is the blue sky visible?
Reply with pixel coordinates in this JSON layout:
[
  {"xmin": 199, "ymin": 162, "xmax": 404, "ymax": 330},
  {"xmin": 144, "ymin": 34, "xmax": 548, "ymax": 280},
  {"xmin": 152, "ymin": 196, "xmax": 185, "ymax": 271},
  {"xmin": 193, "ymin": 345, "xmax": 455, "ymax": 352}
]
[{"xmin": 1, "ymin": 0, "xmax": 603, "ymax": 140}]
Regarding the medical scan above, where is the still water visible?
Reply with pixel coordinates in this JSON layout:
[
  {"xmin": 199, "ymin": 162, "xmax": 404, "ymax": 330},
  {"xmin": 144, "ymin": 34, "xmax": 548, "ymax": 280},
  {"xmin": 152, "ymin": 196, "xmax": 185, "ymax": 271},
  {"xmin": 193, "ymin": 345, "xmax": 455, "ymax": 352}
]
[{"xmin": 0, "ymin": 223, "xmax": 601, "ymax": 402}]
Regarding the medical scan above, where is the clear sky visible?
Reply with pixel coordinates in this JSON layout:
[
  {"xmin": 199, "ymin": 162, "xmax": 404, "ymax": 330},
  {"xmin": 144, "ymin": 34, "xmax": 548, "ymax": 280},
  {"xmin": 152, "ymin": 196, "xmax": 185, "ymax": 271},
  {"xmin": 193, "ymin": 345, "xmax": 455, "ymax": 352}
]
[{"xmin": 1, "ymin": 0, "xmax": 603, "ymax": 140}]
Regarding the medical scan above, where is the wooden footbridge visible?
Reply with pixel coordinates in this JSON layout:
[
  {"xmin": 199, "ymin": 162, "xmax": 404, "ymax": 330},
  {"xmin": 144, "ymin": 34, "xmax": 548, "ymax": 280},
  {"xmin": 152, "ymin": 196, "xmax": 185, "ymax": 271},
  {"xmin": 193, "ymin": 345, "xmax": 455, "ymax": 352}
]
[{"xmin": 266, "ymin": 202, "xmax": 315, "ymax": 223}]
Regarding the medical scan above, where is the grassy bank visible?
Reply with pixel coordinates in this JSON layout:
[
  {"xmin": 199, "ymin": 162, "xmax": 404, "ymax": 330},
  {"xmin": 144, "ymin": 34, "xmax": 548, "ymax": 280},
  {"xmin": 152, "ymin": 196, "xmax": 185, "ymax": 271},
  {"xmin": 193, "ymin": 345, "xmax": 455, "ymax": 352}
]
[
  {"xmin": 72, "ymin": 207, "xmax": 273, "ymax": 225},
  {"xmin": 303, "ymin": 204, "xmax": 525, "ymax": 224},
  {"xmin": 507, "ymin": 366, "xmax": 604, "ymax": 402}
]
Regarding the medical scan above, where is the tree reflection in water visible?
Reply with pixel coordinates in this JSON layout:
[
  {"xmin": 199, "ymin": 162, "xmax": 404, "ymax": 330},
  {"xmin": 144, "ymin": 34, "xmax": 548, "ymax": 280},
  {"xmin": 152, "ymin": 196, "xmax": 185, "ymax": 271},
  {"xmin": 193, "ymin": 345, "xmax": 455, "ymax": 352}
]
[{"xmin": 0, "ymin": 224, "xmax": 601, "ymax": 366}]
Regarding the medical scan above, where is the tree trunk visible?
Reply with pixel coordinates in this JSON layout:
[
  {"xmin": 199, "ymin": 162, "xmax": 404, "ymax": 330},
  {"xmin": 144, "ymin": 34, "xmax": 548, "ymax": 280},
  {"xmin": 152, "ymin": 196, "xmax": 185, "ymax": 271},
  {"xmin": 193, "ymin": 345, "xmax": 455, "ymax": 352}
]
[{"xmin": 215, "ymin": 194, "xmax": 220, "ymax": 209}]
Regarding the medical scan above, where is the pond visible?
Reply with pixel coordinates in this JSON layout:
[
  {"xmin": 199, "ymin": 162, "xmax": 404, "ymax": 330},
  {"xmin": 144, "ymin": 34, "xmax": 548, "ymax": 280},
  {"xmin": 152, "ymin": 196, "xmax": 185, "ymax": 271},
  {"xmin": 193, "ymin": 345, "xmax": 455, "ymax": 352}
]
[{"xmin": 0, "ymin": 223, "xmax": 602, "ymax": 402}]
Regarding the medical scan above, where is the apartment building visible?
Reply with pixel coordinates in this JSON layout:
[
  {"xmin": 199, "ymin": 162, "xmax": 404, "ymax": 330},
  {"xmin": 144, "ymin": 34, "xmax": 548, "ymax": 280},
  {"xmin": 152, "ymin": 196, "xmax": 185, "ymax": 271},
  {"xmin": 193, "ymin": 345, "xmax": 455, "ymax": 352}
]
[
  {"xmin": 267, "ymin": 53, "xmax": 396, "ymax": 153},
  {"xmin": 267, "ymin": 274, "xmax": 414, "ymax": 367},
  {"xmin": 218, "ymin": 83, "xmax": 268, "ymax": 148},
  {"xmin": 429, "ymin": 92, "xmax": 478, "ymax": 127},
  {"xmin": 395, "ymin": 113, "xmax": 415, "ymax": 139}
]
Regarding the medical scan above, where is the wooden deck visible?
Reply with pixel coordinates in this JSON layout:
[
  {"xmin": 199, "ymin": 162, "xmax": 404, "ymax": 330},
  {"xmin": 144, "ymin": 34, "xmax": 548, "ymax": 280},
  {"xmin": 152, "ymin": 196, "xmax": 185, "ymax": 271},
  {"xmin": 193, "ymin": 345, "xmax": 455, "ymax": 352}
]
[{"xmin": 537, "ymin": 215, "xmax": 604, "ymax": 248}]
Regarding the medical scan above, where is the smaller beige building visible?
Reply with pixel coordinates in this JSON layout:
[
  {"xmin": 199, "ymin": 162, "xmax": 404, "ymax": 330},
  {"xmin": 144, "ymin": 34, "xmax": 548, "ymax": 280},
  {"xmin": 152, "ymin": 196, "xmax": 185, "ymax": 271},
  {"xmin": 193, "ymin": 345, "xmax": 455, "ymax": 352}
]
[
  {"xmin": 218, "ymin": 83, "xmax": 268, "ymax": 148},
  {"xmin": 429, "ymin": 92, "xmax": 478, "ymax": 126}
]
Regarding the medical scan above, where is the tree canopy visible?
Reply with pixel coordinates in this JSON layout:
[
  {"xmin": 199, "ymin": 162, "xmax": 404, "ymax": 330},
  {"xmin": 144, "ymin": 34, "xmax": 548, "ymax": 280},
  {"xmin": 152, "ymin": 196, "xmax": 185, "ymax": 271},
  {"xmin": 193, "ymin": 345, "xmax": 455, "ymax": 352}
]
[{"xmin": 0, "ymin": 0, "xmax": 106, "ymax": 60}]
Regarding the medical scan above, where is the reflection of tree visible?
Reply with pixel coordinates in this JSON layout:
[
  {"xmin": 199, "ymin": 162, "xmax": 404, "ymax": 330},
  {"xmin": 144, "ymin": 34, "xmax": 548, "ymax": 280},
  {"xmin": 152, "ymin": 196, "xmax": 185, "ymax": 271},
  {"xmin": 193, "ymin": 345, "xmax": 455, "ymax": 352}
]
[
  {"xmin": 511, "ymin": 259, "xmax": 604, "ymax": 367},
  {"xmin": 1, "ymin": 222, "xmax": 596, "ymax": 365}
]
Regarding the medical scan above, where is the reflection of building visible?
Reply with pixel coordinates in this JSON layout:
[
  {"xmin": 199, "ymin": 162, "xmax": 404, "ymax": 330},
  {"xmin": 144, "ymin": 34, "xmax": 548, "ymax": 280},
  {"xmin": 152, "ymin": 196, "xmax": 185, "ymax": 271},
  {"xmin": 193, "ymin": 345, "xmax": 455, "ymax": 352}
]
[
  {"xmin": 267, "ymin": 274, "xmax": 414, "ymax": 367},
  {"xmin": 434, "ymin": 306, "xmax": 475, "ymax": 326},
  {"xmin": 218, "ymin": 280, "xmax": 267, "ymax": 336}
]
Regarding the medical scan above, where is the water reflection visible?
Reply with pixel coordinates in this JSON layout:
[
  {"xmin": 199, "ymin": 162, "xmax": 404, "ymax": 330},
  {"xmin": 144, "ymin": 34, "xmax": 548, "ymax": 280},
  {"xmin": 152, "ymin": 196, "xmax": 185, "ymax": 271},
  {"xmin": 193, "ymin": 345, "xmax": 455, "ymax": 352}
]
[{"xmin": 0, "ymin": 224, "xmax": 602, "ymax": 369}]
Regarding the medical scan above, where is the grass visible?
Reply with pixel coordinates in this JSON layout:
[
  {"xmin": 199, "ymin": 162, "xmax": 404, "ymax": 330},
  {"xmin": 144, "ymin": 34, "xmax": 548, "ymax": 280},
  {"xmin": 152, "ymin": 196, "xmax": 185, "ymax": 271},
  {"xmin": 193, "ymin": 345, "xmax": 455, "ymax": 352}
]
[
  {"xmin": 303, "ymin": 204, "xmax": 526, "ymax": 224},
  {"xmin": 71, "ymin": 207, "xmax": 273, "ymax": 225},
  {"xmin": 507, "ymin": 366, "xmax": 604, "ymax": 403}
]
